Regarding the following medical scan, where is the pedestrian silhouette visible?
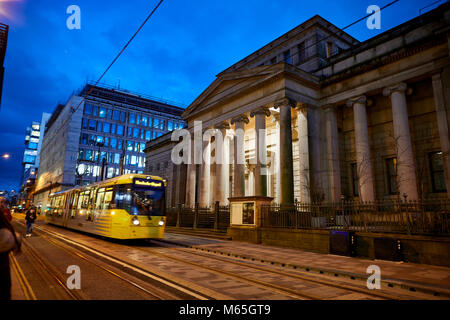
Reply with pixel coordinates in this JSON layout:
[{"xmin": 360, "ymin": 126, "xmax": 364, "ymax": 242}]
[
  {"xmin": 0, "ymin": 206, "xmax": 21, "ymax": 300},
  {"xmin": 25, "ymin": 207, "xmax": 37, "ymax": 237}
]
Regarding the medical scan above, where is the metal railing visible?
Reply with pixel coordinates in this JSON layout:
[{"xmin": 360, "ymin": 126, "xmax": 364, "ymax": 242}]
[
  {"xmin": 166, "ymin": 202, "xmax": 230, "ymax": 231},
  {"xmin": 261, "ymin": 199, "xmax": 450, "ymax": 236}
]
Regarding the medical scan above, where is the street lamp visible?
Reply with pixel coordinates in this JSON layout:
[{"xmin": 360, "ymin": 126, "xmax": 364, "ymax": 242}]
[{"xmin": 1, "ymin": 153, "xmax": 10, "ymax": 159}]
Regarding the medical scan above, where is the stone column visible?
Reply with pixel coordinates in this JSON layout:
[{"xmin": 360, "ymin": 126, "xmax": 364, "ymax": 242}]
[
  {"xmin": 383, "ymin": 83, "xmax": 419, "ymax": 201},
  {"xmin": 250, "ymin": 108, "xmax": 271, "ymax": 197},
  {"xmin": 198, "ymin": 136, "xmax": 211, "ymax": 207},
  {"xmin": 296, "ymin": 105, "xmax": 310, "ymax": 203},
  {"xmin": 231, "ymin": 116, "xmax": 249, "ymax": 197},
  {"xmin": 186, "ymin": 136, "xmax": 196, "ymax": 207},
  {"xmin": 347, "ymin": 95, "xmax": 375, "ymax": 202},
  {"xmin": 214, "ymin": 123, "xmax": 230, "ymax": 204},
  {"xmin": 324, "ymin": 105, "xmax": 342, "ymax": 202},
  {"xmin": 275, "ymin": 98, "xmax": 295, "ymax": 206},
  {"xmin": 432, "ymin": 73, "xmax": 450, "ymax": 197}
]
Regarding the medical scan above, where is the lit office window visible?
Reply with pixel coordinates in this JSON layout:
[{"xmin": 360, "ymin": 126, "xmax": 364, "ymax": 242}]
[
  {"xmin": 114, "ymin": 153, "xmax": 121, "ymax": 164},
  {"xmin": 153, "ymin": 118, "xmax": 159, "ymax": 128},
  {"xmin": 110, "ymin": 123, "xmax": 116, "ymax": 135},
  {"xmin": 131, "ymin": 155, "xmax": 137, "ymax": 166},
  {"xmin": 88, "ymin": 120, "xmax": 96, "ymax": 131},
  {"xmin": 116, "ymin": 125, "xmax": 124, "ymax": 136},
  {"xmin": 85, "ymin": 150, "xmax": 93, "ymax": 161},
  {"xmin": 129, "ymin": 113, "xmax": 136, "ymax": 124},
  {"xmin": 89, "ymin": 135, "xmax": 96, "ymax": 146},
  {"xmin": 142, "ymin": 116, "xmax": 148, "ymax": 126},
  {"xmin": 128, "ymin": 127, "xmax": 133, "ymax": 137},
  {"xmin": 110, "ymin": 138, "xmax": 117, "ymax": 149},
  {"xmin": 96, "ymin": 136, "xmax": 104, "ymax": 144},
  {"xmin": 103, "ymin": 122, "xmax": 110, "ymax": 134},
  {"xmin": 82, "ymin": 118, "xmax": 88, "ymax": 129},
  {"xmin": 148, "ymin": 117, "xmax": 153, "ymax": 127},
  {"xmin": 84, "ymin": 104, "xmax": 93, "ymax": 115},
  {"xmin": 120, "ymin": 111, "xmax": 126, "ymax": 122},
  {"xmin": 140, "ymin": 143, "xmax": 146, "ymax": 153},
  {"xmin": 152, "ymin": 131, "xmax": 157, "ymax": 139},
  {"xmin": 97, "ymin": 121, "xmax": 102, "ymax": 132},
  {"xmin": 145, "ymin": 131, "xmax": 151, "ymax": 141},
  {"xmin": 118, "ymin": 140, "xmax": 123, "ymax": 150},
  {"xmin": 113, "ymin": 110, "xmax": 120, "ymax": 121},
  {"xmin": 99, "ymin": 107, "xmax": 106, "ymax": 118},
  {"xmin": 104, "ymin": 137, "xmax": 109, "ymax": 147},
  {"xmin": 136, "ymin": 115, "xmax": 141, "ymax": 125},
  {"xmin": 133, "ymin": 128, "xmax": 139, "ymax": 138},
  {"xmin": 135, "ymin": 142, "xmax": 139, "ymax": 152},
  {"xmin": 127, "ymin": 141, "xmax": 133, "ymax": 151},
  {"xmin": 159, "ymin": 121, "xmax": 164, "ymax": 130},
  {"xmin": 168, "ymin": 122, "xmax": 173, "ymax": 131}
]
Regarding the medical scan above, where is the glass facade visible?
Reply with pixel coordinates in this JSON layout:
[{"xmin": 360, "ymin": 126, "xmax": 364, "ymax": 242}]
[{"xmin": 76, "ymin": 101, "xmax": 185, "ymax": 186}]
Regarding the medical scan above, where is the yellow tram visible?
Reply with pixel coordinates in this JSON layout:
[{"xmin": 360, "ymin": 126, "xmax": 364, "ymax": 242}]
[{"xmin": 45, "ymin": 174, "xmax": 167, "ymax": 240}]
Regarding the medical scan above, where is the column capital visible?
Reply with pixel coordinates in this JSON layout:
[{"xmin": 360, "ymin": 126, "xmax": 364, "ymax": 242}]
[
  {"xmin": 214, "ymin": 122, "xmax": 230, "ymax": 130},
  {"xmin": 273, "ymin": 97, "xmax": 296, "ymax": 109},
  {"xmin": 346, "ymin": 95, "xmax": 367, "ymax": 107},
  {"xmin": 250, "ymin": 107, "xmax": 271, "ymax": 118},
  {"xmin": 323, "ymin": 104, "xmax": 336, "ymax": 113},
  {"xmin": 295, "ymin": 102, "xmax": 316, "ymax": 113},
  {"xmin": 230, "ymin": 115, "xmax": 249, "ymax": 125},
  {"xmin": 383, "ymin": 82, "xmax": 410, "ymax": 96}
]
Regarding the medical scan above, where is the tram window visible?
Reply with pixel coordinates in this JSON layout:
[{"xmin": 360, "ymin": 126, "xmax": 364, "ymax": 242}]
[
  {"xmin": 71, "ymin": 193, "xmax": 79, "ymax": 218},
  {"xmin": 81, "ymin": 191, "xmax": 90, "ymax": 209},
  {"xmin": 115, "ymin": 185, "xmax": 165, "ymax": 216},
  {"xmin": 103, "ymin": 190, "xmax": 114, "ymax": 210},
  {"xmin": 96, "ymin": 189, "xmax": 105, "ymax": 210}
]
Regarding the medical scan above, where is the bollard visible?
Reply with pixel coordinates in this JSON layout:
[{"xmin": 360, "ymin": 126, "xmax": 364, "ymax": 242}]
[
  {"xmin": 193, "ymin": 203, "xmax": 199, "ymax": 229},
  {"xmin": 176, "ymin": 203, "xmax": 181, "ymax": 228},
  {"xmin": 214, "ymin": 201, "xmax": 220, "ymax": 231}
]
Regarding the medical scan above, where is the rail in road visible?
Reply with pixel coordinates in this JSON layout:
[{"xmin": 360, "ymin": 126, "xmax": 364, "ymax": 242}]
[
  {"xmin": 11, "ymin": 220, "xmax": 449, "ymax": 300},
  {"xmin": 12, "ymin": 221, "xmax": 214, "ymax": 300}
]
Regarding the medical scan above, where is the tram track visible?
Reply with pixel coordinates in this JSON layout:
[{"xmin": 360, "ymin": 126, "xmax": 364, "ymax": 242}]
[
  {"xmin": 153, "ymin": 237, "xmax": 450, "ymax": 299},
  {"xmin": 148, "ymin": 239, "xmax": 429, "ymax": 300},
  {"xmin": 137, "ymin": 240, "xmax": 398, "ymax": 300},
  {"xmin": 17, "ymin": 222, "xmax": 227, "ymax": 300},
  {"xmin": 16, "ymin": 221, "xmax": 448, "ymax": 300},
  {"xmin": 20, "ymin": 238, "xmax": 87, "ymax": 300}
]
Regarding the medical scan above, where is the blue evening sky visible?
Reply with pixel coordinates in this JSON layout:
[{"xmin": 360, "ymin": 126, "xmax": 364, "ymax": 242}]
[{"xmin": 0, "ymin": 0, "xmax": 440, "ymax": 191}]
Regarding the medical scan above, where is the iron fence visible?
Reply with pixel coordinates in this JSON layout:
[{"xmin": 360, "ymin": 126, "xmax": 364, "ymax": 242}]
[
  {"xmin": 165, "ymin": 203, "xmax": 230, "ymax": 230},
  {"xmin": 261, "ymin": 199, "xmax": 450, "ymax": 236}
]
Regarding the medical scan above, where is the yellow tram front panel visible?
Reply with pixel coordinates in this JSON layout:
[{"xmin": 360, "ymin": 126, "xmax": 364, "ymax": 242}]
[{"xmin": 45, "ymin": 174, "xmax": 167, "ymax": 240}]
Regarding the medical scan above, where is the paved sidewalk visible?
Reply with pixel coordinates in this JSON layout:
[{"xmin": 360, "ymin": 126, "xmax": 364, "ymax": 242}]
[{"xmin": 164, "ymin": 233, "xmax": 450, "ymax": 292}]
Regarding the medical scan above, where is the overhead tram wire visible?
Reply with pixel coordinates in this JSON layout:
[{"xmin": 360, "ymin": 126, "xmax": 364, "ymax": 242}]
[
  {"xmin": 192, "ymin": 0, "xmax": 401, "ymax": 114},
  {"xmin": 47, "ymin": 0, "xmax": 165, "ymax": 142}
]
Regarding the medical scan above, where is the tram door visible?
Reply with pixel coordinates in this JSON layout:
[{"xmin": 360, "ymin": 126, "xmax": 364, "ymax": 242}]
[{"xmin": 62, "ymin": 192, "xmax": 72, "ymax": 227}]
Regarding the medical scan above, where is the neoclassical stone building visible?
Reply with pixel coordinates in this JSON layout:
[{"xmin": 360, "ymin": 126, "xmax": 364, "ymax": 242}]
[{"xmin": 146, "ymin": 4, "xmax": 450, "ymax": 208}]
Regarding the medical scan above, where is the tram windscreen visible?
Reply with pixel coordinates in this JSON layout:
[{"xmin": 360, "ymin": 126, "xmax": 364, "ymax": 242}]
[{"xmin": 115, "ymin": 185, "xmax": 165, "ymax": 216}]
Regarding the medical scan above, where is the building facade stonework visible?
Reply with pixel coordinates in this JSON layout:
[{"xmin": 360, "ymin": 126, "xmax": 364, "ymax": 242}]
[{"xmin": 146, "ymin": 4, "xmax": 450, "ymax": 208}]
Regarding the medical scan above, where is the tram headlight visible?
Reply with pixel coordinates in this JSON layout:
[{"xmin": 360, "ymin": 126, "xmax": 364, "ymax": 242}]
[
  {"xmin": 132, "ymin": 217, "xmax": 140, "ymax": 226},
  {"xmin": 158, "ymin": 220, "xmax": 164, "ymax": 226}
]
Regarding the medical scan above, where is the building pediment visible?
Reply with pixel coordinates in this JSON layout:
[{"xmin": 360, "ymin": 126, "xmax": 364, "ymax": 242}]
[{"xmin": 182, "ymin": 63, "xmax": 319, "ymax": 121}]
